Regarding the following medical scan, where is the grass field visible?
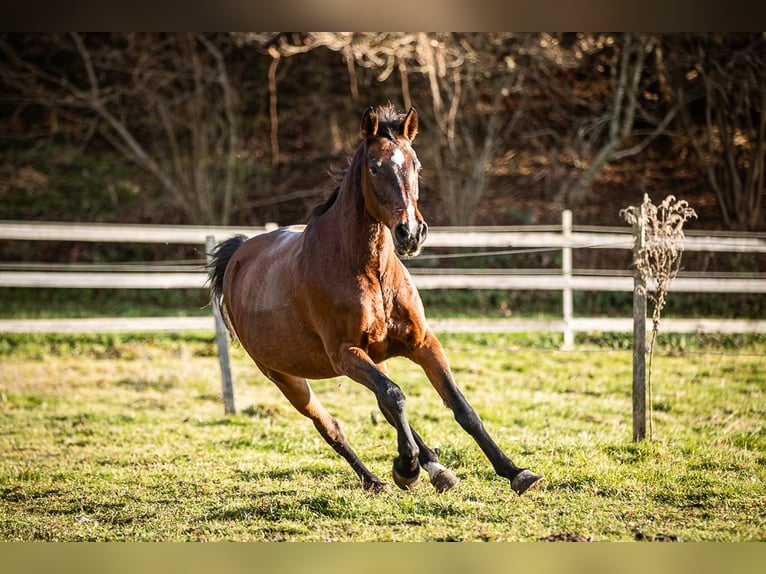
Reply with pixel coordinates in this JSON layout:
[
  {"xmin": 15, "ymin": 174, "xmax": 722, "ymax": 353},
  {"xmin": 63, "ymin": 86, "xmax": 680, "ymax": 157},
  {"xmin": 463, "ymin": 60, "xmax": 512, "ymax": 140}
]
[{"xmin": 1, "ymin": 332, "xmax": 764, "ymax": 541}]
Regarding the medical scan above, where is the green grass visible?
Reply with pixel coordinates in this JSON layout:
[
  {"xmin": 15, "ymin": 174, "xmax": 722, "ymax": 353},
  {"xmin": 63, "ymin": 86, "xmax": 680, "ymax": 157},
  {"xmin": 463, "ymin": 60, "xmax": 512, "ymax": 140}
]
[
  {"xmin": 1, "ymin": 332, "xmax": 765, "ymax": 541},
  {"xmin": 2, "ymin": 287, "xmax": 765, "ymax": 321},
  {"xmin": 0, "ymin": 288, "xmax": 210, "ymax": 320}
]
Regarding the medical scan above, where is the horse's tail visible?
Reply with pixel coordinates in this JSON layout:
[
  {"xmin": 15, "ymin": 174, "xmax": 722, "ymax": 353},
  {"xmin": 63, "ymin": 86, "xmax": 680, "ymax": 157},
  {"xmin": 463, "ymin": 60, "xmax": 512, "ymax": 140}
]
[{"xmin": 205, "ymin": 234, "xmax": 248, "ymax": 332}]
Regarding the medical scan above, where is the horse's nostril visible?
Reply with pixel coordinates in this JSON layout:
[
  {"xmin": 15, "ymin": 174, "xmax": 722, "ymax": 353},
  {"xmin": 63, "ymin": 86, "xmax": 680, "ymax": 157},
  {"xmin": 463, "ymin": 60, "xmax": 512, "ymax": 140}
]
[
  {"xmin": 418, "ymin": 222, "xmax": 428, "ymax": 242},
  {"xmin": 394, "ymin": 222, "xmax": 410, "ymax": 243}
]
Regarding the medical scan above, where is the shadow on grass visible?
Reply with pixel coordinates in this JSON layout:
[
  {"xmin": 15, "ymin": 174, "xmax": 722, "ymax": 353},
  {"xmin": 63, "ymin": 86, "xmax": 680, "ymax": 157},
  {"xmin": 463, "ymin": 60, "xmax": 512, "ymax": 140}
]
[
  {"xmin": 234, "ymin": 466, "xmax": 337, "ymax": 484},
  {"xmin": 206, "ymin": 491, "xmax": 300, "ymax": 522}
]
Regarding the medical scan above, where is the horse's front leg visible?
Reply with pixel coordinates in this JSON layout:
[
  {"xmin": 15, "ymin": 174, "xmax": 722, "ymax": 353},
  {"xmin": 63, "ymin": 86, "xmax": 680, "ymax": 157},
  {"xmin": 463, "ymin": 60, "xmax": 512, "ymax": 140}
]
[
  {"xmin": 377, "ymin": 361, "xmax": 460, "ymax": 492},
  {"xmin": 409, "ymin": 330, "xmax": 544, "ymax": 495},
  {"xmin": 335, "ymin": 345, "xmax": 421, "ymax": 488}
]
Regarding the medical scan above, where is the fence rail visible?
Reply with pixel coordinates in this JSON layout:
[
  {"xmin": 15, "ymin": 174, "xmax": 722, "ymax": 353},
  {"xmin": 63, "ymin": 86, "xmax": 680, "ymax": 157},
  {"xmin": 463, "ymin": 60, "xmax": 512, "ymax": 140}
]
[
  {"xmin": 0, "ymin": 220, "xmax": 266, "ymax": 244},
  {"xmin": 4, "ymin": 269, "xmax": 764, "ymax": 294},
  {"xmin": 3, "ymin": 219, "xmax": 765, "ymax": 251},
  {"xmin": 3, "ymin": 316, "xmax": 765, "ymax": 335},
  {"xmin": 1, "ymin": 216, "xmax": 765, "ymax": 337}
]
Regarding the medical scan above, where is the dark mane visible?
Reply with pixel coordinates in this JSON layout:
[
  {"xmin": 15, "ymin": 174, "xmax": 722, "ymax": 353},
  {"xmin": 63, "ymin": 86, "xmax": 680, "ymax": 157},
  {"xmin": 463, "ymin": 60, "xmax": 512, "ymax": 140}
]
[
  {"xmin": 308, "ymin": 186, "xmax": 340, "ymax": 221},
  {"xmin": 374, "ymin": 103, "xmax": 406, "ymax": 141}
]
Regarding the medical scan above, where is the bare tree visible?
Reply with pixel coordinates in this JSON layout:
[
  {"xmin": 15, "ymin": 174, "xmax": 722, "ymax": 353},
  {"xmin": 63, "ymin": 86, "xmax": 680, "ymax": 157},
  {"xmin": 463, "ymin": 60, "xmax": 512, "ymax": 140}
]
[
  {"xmin": 249, "ymin": 33, "xmax": 527, "ymax": 225},
  {"xmin": 6, "ymin": 33, "xmax": 758, "ymax": 230},
  {"xmin": 665, "ymin": 33, "xmax": 765, "ymax": 231},
  {"xmin": 0, "ymin": 33, "xmax": 242, "ymax": 224},
  {"xmin": 538, "ymin": 34, "xmax": 680, "ymax": 206},
  {"xmin": 408, "ymin": 33, "xmax": 526, "ymax": 225},
  {"xmin": 245, "ymin": 33, "xmax": 685, "ymax": 225}
]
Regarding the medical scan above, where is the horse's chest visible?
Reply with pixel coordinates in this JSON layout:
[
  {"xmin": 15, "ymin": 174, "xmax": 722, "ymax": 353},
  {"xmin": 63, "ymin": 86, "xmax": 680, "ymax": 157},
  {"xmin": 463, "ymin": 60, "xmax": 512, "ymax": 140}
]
[
  {"xmin": 359, "ymin": 283, "xmax": 391, "ymax": 338},
  {"xmin": 363, "ymin": 280, "xmax": 417, "ymax": 353}
]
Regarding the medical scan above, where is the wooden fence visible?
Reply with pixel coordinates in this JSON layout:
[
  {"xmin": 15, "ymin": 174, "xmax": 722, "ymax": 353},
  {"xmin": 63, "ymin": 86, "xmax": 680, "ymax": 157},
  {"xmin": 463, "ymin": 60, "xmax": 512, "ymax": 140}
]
[{"xmin": 2, "ymin": 214, "xmax": 766, "ymax": 343}]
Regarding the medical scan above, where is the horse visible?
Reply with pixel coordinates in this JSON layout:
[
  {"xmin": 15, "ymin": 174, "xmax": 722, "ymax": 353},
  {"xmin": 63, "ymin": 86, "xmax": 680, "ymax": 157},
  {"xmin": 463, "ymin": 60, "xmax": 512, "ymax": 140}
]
[{"xmin": 207, "ymin": 104, "xmax": 543, "ymax": 495}]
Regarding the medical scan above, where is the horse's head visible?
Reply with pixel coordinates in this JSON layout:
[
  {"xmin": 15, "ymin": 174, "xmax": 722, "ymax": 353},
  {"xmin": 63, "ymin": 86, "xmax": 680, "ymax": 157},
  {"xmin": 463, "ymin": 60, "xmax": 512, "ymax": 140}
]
[{"xmin": 360, "ymin": 105, "xmax": 428, "ymax": 258}]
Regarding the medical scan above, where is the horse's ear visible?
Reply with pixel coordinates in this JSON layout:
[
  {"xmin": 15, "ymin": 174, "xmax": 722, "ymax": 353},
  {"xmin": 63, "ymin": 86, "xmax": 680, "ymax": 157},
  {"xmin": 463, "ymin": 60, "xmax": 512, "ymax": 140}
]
[
  {"xmin": 400, "ymin": 107, "xmax": 418, "ymax": 142},
  {"xmin": 361, "ymin": 107, "xmax": 379, "ymax": 139}
]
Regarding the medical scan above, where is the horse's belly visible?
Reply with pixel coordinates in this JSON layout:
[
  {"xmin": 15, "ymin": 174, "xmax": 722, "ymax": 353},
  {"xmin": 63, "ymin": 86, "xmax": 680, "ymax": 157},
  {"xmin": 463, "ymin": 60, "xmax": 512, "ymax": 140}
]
[{"xmin": 236, "ymin": 307, "xmax": 339, "ymax": 380}]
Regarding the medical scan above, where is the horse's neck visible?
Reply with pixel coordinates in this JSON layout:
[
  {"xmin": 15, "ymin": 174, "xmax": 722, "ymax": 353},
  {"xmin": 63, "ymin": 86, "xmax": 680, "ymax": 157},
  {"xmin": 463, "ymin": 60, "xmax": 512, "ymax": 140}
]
[
  {"xmin": 310, "ymin": 163, "xmax": 393, "ymax": 276},
  {"xmin": 342, "ymin": 172, "xmax": 392, "ymax": 272}
]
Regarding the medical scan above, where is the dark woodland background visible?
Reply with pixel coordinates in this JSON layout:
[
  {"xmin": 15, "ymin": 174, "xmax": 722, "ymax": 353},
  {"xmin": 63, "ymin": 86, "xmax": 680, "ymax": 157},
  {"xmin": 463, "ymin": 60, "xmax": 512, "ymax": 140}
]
[{"xmin": 1, "ymin": 32, "xmax": 764, "ymax": 231}]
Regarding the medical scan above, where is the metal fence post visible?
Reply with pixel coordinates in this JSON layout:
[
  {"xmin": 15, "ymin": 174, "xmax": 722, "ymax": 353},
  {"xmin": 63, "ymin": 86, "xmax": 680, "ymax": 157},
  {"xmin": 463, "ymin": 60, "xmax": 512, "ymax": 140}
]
[
  {"xmin": 205, "ymin": 235, "xmax": 236, "ymax": 415},
  {"xmin": 562, "ymin": 210, "xmax": 574, "ymax": 350},
  {"xmin": 631, "ymin": 208, "xmax": 647, "ymax": 441}
]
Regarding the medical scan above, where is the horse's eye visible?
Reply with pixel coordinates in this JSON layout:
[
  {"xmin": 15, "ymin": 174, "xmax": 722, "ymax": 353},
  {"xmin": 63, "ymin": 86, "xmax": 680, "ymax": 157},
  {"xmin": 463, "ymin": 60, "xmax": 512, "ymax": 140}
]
[{"xmin": 369, "ymin": 161, "xmax": 381, "ymax": 176}]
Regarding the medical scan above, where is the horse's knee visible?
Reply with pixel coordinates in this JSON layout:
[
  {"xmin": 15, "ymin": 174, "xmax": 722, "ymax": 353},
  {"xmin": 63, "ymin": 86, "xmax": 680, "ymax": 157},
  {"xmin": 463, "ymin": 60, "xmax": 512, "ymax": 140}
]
[{"xmin": 376, "ymin": 380, "xmax": 406, "ymax": 415}]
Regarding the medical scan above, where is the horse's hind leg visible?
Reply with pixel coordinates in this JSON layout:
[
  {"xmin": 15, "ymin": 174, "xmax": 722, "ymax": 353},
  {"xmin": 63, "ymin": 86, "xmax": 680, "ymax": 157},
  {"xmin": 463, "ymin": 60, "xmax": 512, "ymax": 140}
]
[{"xmin": 257, "ymin": 364, "xmax": 386, "ymax": 492}]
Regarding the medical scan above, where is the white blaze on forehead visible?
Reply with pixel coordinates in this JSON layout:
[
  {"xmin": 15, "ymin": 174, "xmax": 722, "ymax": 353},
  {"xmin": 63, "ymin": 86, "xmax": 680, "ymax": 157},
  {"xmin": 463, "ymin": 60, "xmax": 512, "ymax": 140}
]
[{"xmin": 390, "ymin": 147, "xmax": 405, "ymax": 168}]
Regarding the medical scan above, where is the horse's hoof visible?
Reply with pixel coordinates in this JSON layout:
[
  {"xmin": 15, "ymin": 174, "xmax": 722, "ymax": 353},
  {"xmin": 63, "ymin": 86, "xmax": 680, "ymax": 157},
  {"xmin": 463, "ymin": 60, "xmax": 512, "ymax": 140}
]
[
  {"xmin": 511, "ymin": 469, "xmax": 544, "ymax": 495},
  {"xmin": 392, "ymin": 463, "xmax": 420, "ymax": 490},
  {"xmin": 430, "ymin": 468, "xmax": 460, "ymax": 493}
]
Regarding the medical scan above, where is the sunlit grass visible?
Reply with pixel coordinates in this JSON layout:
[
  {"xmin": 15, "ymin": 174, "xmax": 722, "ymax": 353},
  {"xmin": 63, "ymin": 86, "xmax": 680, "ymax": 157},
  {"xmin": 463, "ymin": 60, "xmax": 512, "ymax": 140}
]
[{"xmin": 1, "ymin": 332, "xmax": 764, "ymax": 541}]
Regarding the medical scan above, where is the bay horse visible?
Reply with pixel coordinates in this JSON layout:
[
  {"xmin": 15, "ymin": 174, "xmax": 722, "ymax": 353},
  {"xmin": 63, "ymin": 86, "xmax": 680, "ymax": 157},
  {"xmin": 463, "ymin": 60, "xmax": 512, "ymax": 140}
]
[{"xmin": 207, "ymin": 104, "xmax": 543, "ymax": 495}]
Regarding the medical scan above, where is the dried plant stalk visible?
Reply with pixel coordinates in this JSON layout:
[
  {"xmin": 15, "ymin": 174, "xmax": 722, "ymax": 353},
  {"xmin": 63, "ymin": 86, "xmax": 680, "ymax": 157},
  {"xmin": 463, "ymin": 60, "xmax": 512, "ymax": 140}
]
[{"xmin": 621, "ymin": 194, "xmax": 697, "ymax": 438}]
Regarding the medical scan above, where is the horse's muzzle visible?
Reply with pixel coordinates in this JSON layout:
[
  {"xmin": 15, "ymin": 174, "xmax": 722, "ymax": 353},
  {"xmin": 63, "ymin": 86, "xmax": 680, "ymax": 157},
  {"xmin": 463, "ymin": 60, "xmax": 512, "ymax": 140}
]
[{"xmin": 393, "ymin": 220, "xmax": 428, "ymax": 258}]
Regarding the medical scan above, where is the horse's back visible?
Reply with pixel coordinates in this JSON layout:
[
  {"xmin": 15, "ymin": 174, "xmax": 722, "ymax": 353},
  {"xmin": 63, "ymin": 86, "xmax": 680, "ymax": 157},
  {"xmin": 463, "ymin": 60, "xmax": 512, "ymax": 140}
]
[{"xmin": 225, "ymin": 224, "xmax": 304, "ymax": 312}]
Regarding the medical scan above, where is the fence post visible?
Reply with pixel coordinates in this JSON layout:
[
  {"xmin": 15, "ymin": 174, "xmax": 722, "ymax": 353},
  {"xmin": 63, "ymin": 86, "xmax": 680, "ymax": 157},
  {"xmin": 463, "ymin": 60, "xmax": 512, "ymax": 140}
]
[
  {"xmin": 205, "ymin": 235, "xmax": 236, "ymax": 415},
  {"xmin": 562, "ymin": 210, "xmax": 574, "ymax": 350},
  {"xmin": 631, "ymin": 208, "xmax": 646, "ymax": 441}
]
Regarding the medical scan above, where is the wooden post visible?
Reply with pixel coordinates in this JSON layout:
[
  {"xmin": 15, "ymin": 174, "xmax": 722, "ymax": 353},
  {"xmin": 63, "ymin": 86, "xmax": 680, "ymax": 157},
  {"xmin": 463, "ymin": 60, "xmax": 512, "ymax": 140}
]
[
  {"xmin": 631, "ymin": 207, "xmax": 646, "ymax": 441},
  {"xmin": 205, "ymin": 235, "xmax": 236, "ymax": 415},
  {"xmin": 561, "ymin": 210, "xmax": 574, "ymax": 350}
]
